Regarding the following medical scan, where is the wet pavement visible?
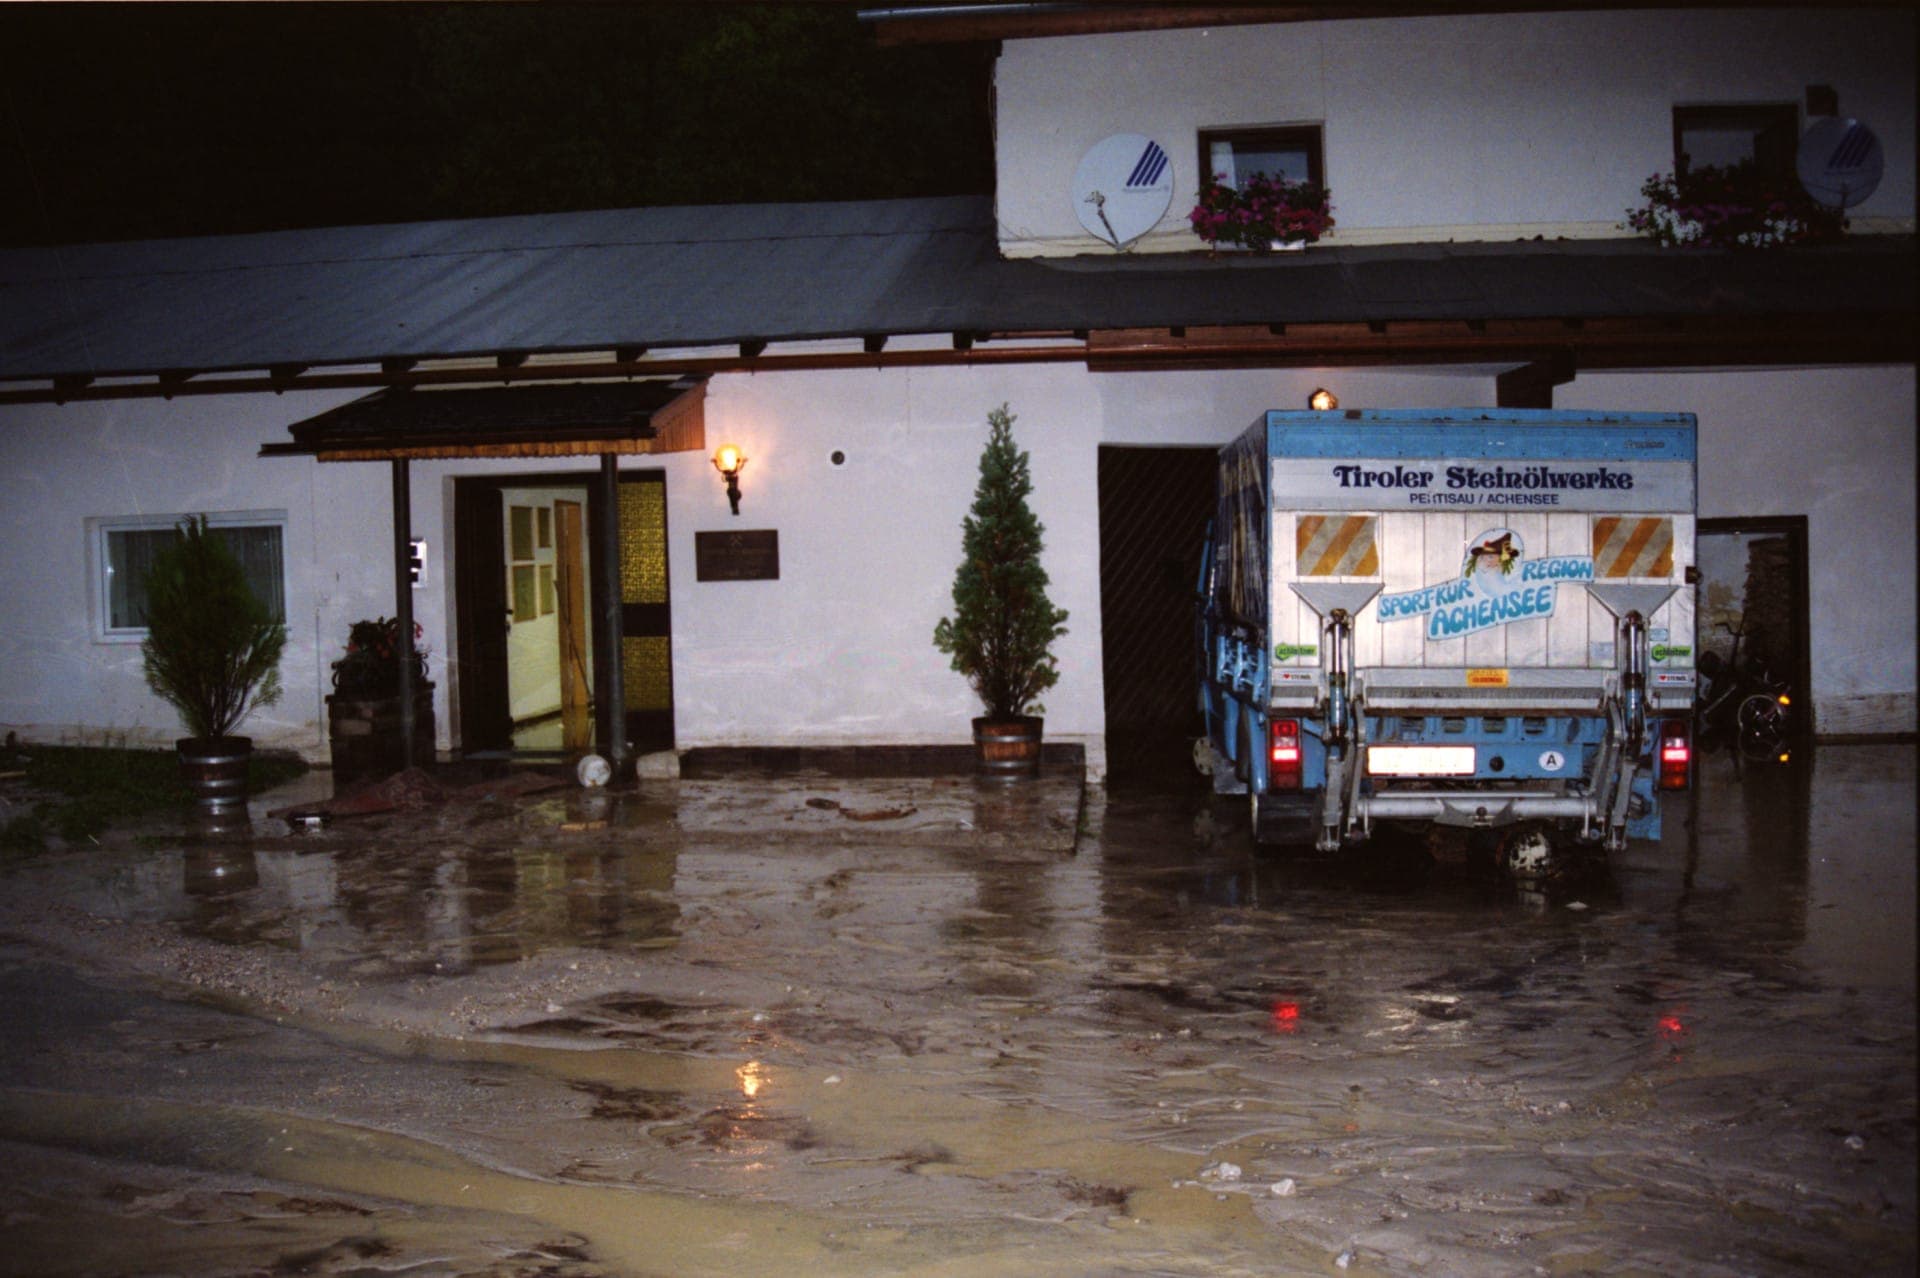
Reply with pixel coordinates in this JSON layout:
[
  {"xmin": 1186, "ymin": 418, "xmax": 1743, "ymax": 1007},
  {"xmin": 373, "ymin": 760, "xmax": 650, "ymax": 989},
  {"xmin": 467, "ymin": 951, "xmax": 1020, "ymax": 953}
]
[{"xmin": 0, "ymin": 746, "xmax": 1912, "ymax": 1276}]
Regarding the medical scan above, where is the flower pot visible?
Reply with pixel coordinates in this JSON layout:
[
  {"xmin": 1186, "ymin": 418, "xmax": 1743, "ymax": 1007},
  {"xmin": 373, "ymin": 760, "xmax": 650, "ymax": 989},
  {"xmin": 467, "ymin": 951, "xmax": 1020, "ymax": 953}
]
[
  {"xmin": 973, "ymin": 716, "xmax": 1043, "ymax": 781},
  {"xmin": 327, "ymin": 684, "xmax": 435, "ymax": 785},
  {"xmin": 177, "ymin": 735, "xmax": 252, "ymax": 816}
]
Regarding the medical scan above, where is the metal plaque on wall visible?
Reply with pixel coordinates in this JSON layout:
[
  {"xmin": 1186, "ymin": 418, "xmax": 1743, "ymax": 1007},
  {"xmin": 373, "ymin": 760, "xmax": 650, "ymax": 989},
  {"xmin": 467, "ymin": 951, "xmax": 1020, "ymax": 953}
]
[{"xmin": 695, "ymin": 530, "xmax": 780, "ymax": 581}]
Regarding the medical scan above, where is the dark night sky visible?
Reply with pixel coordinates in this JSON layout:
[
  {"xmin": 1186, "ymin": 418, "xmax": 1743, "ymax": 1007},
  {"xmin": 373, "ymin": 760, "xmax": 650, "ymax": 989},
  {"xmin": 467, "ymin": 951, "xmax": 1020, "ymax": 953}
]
[{"xmin": 0, "ymin": 3, "xmax": 994, "ymax": 246}]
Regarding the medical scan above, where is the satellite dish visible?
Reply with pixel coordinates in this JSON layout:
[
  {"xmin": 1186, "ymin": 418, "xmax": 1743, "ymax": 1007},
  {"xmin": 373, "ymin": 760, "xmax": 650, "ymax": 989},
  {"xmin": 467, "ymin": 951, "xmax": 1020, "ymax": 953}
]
[
  {"xmin": 1797, "ymin": 118, "xmax": 1883, "ymax": 209},
  {"xmin": 1071, "ymin": 133, "xmax": 1174, "ymax": 250}
]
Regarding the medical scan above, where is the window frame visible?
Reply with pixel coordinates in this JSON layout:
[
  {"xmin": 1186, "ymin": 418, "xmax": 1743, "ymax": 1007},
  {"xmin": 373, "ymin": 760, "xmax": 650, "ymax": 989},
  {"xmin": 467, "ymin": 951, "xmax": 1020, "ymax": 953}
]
[
  {"xmin": 89, "ymin": 510, "xmax": 290, "ymax": 643},
  {"xmin": 1671, "ymin": 102, "xmax": 1799, "ymax": 179},
  {"xmin": 1196, "ymin": 124, "xmax": 1326, "ymax": 191}
]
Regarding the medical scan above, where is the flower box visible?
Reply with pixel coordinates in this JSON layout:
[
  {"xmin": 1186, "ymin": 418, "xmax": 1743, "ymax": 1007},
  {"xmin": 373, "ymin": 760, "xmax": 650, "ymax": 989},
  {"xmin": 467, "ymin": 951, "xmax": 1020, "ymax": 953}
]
[
  {"xmin": 1624, "ymin": 160, "xmax": 1845, "ymax": 250},
  {"xmin": 1189, "ymin": 173, "xmax": 1334, "ymax": 251}
]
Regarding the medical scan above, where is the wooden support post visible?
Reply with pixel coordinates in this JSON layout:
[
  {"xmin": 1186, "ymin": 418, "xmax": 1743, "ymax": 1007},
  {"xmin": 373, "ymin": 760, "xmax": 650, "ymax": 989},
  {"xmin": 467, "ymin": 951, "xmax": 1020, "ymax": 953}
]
[
  {"xmin": 597, "ymin": 455, "xmax": 630, "ymax": 774},
  {"xmin": 1496, "ymin": 351, "xmax": 1577, "ymax": 408},
  {"xmin": 391, "ymin": 458, "xmax": 417, "ymax": 770}
]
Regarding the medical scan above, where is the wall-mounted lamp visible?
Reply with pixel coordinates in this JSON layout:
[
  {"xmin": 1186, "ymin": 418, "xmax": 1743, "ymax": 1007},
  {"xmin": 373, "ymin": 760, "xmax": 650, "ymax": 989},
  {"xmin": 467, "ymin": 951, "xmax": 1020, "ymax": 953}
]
[
  {"xmin": 1308, "ymin": 388, "xmax": 1339, "ymax": 411},
  {"xmin": 712, "ymin": 443, "xmax": 747, "ymax": 515}
]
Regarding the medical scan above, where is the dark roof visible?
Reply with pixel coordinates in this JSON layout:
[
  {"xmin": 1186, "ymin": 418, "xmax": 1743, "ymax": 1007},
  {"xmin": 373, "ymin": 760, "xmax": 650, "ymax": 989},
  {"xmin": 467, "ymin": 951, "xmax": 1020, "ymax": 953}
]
[
  {"xmin": 260, "ymin": 379, "xmax": 704, "ymax": 459},
  {"xmin": 1, "ymin": 194, "xmax": 1912, "ymax": 386}
]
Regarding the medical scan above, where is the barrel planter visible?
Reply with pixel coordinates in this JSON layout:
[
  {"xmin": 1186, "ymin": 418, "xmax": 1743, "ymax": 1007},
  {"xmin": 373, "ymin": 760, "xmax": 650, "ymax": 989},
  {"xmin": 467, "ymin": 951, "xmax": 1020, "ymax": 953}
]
[
  {"xmin": 973, "ymin": 716, "xmax": 1043, "ymax": 781},
  {"xmin": 176, "ymin": 735, "xmax": 252, "ymax": 816},
  {"xmin": 326, "ymin": 684, "xmax": 436, "ymax": 785}
]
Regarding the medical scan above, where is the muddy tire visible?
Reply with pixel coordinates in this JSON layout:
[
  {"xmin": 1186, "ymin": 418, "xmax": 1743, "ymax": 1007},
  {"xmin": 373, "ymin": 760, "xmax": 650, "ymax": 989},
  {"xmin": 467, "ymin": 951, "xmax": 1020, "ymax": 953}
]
[{"xmin": 1502, "ymin": 825, "xmax": 1556, "ymax": 880}]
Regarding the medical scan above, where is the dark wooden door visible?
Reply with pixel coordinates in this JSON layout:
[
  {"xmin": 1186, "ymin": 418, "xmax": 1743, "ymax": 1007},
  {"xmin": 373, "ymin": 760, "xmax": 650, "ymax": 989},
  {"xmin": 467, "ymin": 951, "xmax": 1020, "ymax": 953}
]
[{"xmin": 453, "ymin": 479, "xmax": 513, "ymax": 753}]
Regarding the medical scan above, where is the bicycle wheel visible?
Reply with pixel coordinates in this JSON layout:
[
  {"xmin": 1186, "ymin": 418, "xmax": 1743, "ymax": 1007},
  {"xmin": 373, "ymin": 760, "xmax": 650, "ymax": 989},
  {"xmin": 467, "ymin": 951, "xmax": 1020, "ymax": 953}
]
[{"xmin": 1737, "ymin": 692, "xmax": 1784, "ymax": 736}]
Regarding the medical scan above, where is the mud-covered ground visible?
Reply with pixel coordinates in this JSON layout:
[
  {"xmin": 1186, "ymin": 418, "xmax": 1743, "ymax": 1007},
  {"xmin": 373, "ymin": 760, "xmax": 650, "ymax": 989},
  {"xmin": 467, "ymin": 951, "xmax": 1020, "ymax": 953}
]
[{"xmin": 0, "ymin": 746, "xmax": 1912, "ymax": 1276}]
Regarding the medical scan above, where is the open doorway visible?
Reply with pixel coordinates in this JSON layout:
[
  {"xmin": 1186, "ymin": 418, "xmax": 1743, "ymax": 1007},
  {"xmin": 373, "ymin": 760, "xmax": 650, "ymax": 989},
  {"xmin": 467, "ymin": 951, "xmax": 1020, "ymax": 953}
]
[
  {"xmin": 1097, "ymin": 445, "xmax": 1219, "ymax": 785},
  {"xmin": 500, "ymin": 487, "xmax": 594, "ymax": 752},
  {"xmin": 1697, "ymin": 515, "xmax": 1811, "ymax": 735},
  {"xmin": 454, "ymin": 471, "xmax": 674, "ymax": 759}
]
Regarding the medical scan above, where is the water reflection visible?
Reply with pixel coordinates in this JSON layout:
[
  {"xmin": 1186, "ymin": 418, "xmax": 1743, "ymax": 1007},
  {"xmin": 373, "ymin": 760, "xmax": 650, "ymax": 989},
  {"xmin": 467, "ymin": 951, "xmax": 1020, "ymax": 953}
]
[
  {"xmin": 134, "ymin": 833, "xmax": 683, "ymax": 976},
  {"xmin": 182, "ymin": 846, "xmax": 258, "ymax": 897}
]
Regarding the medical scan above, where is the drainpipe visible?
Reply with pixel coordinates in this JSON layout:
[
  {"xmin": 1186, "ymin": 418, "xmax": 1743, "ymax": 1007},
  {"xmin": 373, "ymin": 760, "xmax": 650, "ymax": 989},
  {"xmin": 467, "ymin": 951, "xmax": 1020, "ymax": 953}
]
[
  {"xmin": 392, "ymin": 459, "xmax": 416, "ymax": 770},
  {"xmin": 597, "ymin": 455, "xmax": 629, "ymax": 775}
]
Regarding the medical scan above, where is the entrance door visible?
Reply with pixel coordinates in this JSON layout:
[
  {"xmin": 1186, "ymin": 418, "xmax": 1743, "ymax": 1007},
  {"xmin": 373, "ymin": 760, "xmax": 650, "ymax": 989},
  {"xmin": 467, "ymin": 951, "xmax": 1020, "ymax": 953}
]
[
  {"xmin": 454, "ymin": 471, "xmax": 674, "ymax": 758},
  {"xmin": 1097, "ymin": 445, "xmax": 1220, "ymax": 785},
  {"xmin": 602, "ymin": 473, "xmax": 675, "ymax": 753}
]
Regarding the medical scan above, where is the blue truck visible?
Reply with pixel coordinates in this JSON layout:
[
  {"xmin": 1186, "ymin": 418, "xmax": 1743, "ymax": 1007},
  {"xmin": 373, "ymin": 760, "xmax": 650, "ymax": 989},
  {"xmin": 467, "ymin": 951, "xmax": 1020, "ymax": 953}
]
[{"xmin": 1197, "ymin": 409, "xmax": 1696, "ymax": 871}]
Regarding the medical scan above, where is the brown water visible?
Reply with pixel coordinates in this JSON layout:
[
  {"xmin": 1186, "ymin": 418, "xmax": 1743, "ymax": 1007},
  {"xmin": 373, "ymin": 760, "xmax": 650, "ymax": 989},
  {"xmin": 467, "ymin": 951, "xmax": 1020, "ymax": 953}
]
[{"xmin": 0, "ymin": 745, "xmax": 1911, "ymax": 1276}]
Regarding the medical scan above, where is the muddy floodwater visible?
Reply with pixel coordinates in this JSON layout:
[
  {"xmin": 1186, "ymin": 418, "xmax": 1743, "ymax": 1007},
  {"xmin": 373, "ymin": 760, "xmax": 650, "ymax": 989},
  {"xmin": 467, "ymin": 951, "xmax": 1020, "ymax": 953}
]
[{"xmin": 0, "ymin": 745, "xmax": 1912, "ymax": 1276}]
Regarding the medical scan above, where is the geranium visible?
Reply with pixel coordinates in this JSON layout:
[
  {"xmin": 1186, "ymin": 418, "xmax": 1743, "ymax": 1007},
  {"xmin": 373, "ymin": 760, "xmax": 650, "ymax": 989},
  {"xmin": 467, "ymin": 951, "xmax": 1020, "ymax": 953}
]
[
  {"xmin": 1189, "ymin": 172, "xmax": 1335, "ymax": 250},
  {"xmin": 1624, "ymin": 159, "xmax": 1845, "ymax": 249},
  {"xmin": 331, "ymin": 616, "xmax": 429, "ymax": 697}
]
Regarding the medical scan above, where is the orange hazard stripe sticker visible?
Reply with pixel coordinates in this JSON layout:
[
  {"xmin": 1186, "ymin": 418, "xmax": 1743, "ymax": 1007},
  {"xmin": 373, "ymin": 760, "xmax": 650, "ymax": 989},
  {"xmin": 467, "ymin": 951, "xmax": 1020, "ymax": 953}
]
[
  {"xmin": 1592, "ymin": 516, "xmax": 1674, "ymax": 578},
  {"xmin": 1297, "ymin": 514, "xmax": 1380, "ymax": 577}
]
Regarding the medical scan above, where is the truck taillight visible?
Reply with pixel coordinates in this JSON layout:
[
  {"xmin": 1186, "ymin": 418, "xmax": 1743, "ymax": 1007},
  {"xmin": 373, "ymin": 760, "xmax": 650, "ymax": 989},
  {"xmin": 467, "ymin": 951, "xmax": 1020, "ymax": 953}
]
[
  {"xmin": 1269, "ymin": 718, "xmax": 1303, "ymax": 791},
  {"xmin": 1657, "ymin": 719, "xmax": 1691, "ymax": 791}
]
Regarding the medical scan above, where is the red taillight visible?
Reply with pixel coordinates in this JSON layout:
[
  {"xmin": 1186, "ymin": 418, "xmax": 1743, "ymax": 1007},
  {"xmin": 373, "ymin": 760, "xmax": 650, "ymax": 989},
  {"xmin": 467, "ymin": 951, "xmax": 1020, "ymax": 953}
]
[
  {"xmin": 1657, "ymin": 718, "xmax": 1691, "ymax": 791},
  {"xmin": 1269, "ymin": 718, "xmax": 1302, "ymax": 791}
]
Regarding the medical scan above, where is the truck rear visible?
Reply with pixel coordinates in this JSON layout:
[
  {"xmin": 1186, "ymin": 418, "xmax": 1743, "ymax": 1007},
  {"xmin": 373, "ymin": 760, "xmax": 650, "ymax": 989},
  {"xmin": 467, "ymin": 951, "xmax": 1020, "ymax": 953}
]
[{"xmin": 1198, "ymin": 408, "xmax": 1696, "ymax": 867}]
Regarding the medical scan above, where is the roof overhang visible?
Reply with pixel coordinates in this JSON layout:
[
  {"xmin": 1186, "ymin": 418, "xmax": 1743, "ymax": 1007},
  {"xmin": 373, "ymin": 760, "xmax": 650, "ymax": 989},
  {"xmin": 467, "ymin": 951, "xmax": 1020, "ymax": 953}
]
[
  {"xmin": 859, "ymin": 1, "xmax": 1845, "ymax": 45},
  {"xmin": 259, "ymin": 377, "xmax": 706, "ymax": 463}
]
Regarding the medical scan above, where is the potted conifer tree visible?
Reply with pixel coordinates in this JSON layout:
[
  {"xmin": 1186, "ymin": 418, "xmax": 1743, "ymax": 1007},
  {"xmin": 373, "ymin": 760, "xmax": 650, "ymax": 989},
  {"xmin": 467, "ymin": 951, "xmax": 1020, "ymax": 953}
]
[
  {"xmin": 933, "ymin": 404, "xmax": 1069, "ymax": 778},
  {"xmin": 141, "ymin": 516, "xmax": 287, "ymax": 815}
]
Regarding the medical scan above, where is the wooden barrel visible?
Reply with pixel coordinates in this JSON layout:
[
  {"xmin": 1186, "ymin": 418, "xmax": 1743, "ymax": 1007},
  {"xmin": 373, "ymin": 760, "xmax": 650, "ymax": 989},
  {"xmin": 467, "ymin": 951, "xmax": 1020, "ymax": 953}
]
[
  {"xmin": 327, "ymin": 686, "xmax": 436, "ymax": 784},
  {"xmin": 177, "ymin": 736, "xmax": 251, "ymax": 814},
  {"xmin": 973, "ymin": 716, "xmax": 1043, "ymax": 780}
]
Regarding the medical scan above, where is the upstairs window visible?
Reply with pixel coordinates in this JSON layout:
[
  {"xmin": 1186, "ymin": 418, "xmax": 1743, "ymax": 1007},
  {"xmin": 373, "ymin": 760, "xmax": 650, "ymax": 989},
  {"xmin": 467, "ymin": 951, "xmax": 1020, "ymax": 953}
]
[
  {"xmin": 1198, "ymin": 124, "xmax": 1324, "ymax": 189},
  {"xmin": 1673, "ymin": 103, "xmax": 1798, "ymax": 181},
  {"xmin": 92, "ymin": 512, "xmax": 287, "ymax": 640}
]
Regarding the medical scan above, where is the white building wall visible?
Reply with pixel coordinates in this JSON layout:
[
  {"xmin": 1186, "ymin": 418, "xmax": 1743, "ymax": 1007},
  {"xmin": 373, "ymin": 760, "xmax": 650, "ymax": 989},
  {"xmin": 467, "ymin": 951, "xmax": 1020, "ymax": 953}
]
[
  {"xmin": 994, "ymin": 8, "xmax": 1916, "ymax": 256},
  {"xmin": 1559, "ymin": 365, "xmax": 1916, "ymax": 735},
  {"xmin": 0, "ymin": 362, "xmax": 1911, "ymax": 764},
  {"xmin": 0, "ymin": 388, "xmax": 373, "ymax": 755}
]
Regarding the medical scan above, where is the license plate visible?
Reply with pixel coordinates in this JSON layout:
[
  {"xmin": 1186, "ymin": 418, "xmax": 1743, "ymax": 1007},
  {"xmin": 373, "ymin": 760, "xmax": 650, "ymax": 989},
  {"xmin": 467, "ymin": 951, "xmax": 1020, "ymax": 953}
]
[{"xmin": 1367, "ymin": 745, "xmax": 1476, "ymax": 776}]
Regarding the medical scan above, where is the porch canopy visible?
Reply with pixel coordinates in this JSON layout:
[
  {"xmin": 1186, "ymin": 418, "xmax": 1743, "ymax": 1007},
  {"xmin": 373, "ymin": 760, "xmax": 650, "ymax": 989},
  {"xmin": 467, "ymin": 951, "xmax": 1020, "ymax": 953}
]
[
  {"xmin": 259, "ymin": 376, "xmax": 706, "ymax": 461},
  {"xmin": 262, "ymin": 376, "xmax": 708, "ymax": 775}
]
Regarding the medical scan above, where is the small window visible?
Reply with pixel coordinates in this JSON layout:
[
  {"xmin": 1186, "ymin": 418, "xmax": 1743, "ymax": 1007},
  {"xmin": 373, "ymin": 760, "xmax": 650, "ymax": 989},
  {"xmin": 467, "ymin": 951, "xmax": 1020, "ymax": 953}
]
[
  {"xmin": 1198, "ymin": 124, "xmax": 1324, "ymax": 189},
  {"xmin": 1673, "ymin": 103, "xmax": 1798, "ymax": 180},
  {"xmin": 92, "ymin": 512, "xmax": 287, "ymax": 640}
]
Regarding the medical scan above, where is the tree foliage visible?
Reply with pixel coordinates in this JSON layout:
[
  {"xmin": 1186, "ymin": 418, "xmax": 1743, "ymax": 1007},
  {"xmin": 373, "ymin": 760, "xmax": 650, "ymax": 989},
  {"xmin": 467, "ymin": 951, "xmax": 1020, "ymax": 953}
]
[
  {"xmin": 140, "ymin": 517, "xmax": 287, "ymax": 741},
  {"xmin": 933, "ymin": 406, "xmax": 1069, "ymax": 721},
  {"xmin": 0, "ymin": 5, "xmax": 992, "ymax": 245}
]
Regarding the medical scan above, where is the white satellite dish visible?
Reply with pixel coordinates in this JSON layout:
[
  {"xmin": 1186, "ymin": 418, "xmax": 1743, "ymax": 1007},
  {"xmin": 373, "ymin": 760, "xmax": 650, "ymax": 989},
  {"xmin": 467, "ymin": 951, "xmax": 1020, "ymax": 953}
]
[
  {"xmin": 1071, "ymin": 133, "xmax": 1174, "ymax": 250},
  {"xmin": 1797, "ymin": 117, "xmax": 1883, "ymax": 209}
]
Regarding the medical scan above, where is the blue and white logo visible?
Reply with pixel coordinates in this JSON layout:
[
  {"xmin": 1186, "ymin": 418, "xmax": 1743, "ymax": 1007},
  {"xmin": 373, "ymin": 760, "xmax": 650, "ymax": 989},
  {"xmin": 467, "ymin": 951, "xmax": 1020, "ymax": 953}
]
[
  {"xmin": 1126, "ymin": 141, "xmax": 1170, "ymax": 190},
  {"xmin": 1379, "ymin": 528, "xmax": 1595, "ymax": 639}
]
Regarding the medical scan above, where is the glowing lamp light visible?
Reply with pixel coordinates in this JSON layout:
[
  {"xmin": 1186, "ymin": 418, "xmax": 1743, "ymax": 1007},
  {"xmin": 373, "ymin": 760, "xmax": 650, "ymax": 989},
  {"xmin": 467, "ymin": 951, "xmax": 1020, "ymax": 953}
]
[
  {"xmin": 1270, "ymin": 1000, "xmax": 1302, "ymax": 1034},
  {"xmin": 1308, "ymin": 388, "xmax": 1338, "ymax": 411},
  {"xmin": 712, "ymin": 443, "xmax": 747, "ymax": 515}
]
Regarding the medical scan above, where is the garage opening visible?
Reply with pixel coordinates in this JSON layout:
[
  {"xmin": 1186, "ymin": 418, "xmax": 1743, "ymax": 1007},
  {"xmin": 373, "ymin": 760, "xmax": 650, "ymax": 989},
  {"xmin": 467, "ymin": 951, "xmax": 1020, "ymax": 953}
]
[{"xmin": 1097, "ymin": 445, "xmax": 1219, "ymax": 786}]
